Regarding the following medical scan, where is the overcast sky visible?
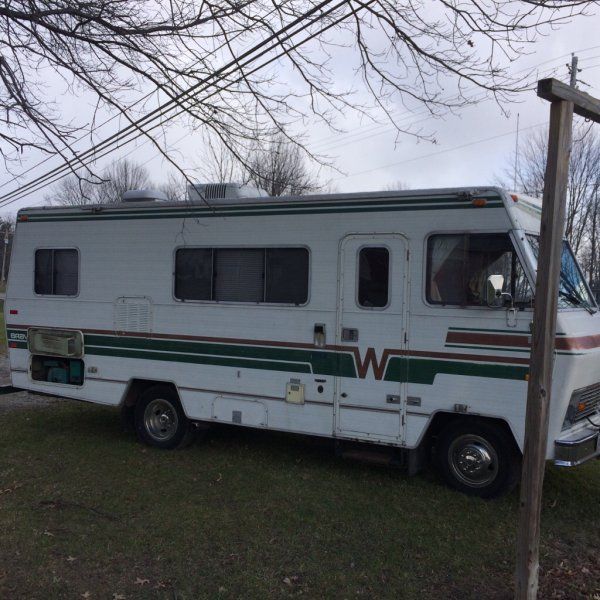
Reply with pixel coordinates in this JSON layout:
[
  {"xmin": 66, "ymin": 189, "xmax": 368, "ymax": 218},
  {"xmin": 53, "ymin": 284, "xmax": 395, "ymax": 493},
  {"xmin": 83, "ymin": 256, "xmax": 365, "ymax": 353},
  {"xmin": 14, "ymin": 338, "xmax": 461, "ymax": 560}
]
[
  {"xmin": 318, "ymin": 12, "xmax": 600, "ymax": 193},
  {"xmin": 1, "ymin": 8, "xmax": 599, "ymax": 216}
]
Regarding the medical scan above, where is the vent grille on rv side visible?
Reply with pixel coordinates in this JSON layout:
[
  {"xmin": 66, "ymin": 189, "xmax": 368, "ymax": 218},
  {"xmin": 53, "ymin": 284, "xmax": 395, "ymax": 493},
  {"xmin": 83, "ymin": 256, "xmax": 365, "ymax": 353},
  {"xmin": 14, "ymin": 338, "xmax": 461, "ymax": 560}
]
[{"xmin": 113, "ymin": 297, "xmax": 153, "ymax": 334}]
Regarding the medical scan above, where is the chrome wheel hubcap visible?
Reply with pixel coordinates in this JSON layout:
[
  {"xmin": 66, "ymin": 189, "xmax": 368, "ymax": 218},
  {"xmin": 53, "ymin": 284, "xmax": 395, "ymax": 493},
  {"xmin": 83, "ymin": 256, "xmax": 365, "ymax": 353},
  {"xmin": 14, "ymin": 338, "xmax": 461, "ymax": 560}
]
[
  {"xmin": 448, "ymin": 434, "xmax": 498, "ymax": 487},
  {"xmin": 144, "ymin": 398, "xmax": 179, "ymax": 441}
]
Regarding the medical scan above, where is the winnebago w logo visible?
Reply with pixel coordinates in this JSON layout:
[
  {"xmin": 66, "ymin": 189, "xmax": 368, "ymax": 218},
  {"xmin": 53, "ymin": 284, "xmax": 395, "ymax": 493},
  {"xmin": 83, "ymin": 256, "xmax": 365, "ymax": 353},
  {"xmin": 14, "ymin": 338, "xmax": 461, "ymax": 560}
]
[{"xmin": 350, "ymin": 347, "xmax": 404, "ymax": 380}]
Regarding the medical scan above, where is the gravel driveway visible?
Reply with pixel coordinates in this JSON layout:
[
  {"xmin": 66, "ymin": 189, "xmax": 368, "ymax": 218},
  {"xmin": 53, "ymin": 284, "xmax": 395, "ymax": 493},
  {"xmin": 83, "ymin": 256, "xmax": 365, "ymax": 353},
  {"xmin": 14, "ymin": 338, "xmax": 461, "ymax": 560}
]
[{"xmin": 0, "ymin": 354, "xmax": 65, "ymax": 413}]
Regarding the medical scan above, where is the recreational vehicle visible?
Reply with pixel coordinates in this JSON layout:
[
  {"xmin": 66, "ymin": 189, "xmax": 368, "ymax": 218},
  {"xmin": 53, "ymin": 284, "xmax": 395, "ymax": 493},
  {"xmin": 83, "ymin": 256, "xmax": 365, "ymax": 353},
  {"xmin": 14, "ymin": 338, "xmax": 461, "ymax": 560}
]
[{"xmin": 5, "ymin": 185, "xmax": 600, "ymax": 497}]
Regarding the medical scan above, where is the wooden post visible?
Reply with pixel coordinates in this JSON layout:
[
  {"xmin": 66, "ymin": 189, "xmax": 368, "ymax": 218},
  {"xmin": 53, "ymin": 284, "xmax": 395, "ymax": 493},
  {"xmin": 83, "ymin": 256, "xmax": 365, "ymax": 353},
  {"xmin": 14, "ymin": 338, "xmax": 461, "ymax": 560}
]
[
  {"xmin": 515, "ymin": 78, "xmax": 600, "ymax": 599},
  {"xmin": 515, "ymin": 98, "xmax": 573, "ymax": 600}
]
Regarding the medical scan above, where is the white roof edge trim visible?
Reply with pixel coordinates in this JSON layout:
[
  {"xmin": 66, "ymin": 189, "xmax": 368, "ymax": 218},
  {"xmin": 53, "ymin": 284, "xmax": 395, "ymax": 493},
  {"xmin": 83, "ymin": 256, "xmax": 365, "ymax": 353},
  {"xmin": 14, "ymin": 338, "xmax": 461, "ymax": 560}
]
[{"xmin": 19, "ymin": 185, "xmax": 507, "ymax": 214}]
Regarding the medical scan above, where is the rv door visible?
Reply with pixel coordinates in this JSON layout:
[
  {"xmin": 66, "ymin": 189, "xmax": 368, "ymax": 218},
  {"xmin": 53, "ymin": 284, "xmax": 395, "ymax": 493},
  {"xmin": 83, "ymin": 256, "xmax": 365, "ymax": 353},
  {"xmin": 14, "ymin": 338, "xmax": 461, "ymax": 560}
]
[{"xmin": 335, "ymin": 234, "xmax": 409, "ymax": 443}]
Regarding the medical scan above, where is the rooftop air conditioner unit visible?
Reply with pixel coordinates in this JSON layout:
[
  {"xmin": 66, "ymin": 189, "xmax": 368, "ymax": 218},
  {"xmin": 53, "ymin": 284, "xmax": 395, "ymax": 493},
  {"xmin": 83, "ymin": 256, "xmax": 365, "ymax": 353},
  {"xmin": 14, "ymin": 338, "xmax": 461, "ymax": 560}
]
[
  {"xmin": 188, "ymin": 183, "xmax": 269, "ymax": 204},
  {"xmin": 122, "ymin": 189, "xmax": 169, "ymax": 203}
]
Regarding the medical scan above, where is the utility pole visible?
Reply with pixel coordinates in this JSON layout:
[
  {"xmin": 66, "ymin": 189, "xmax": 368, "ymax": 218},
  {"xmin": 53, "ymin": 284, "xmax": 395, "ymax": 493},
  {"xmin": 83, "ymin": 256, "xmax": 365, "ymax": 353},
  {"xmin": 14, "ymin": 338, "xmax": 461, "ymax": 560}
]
[
  {"xmin": 513, "ymin": 113, "xmax": 520, "ymax": 191},
  {"xmin": 0, "ymin": 226, "xmax": 8, "ymax": 283},
  {"xmin": 569, "ymin": 54, "xmax": 579, "ymax": 88},
  {"xmin": 589, "ymin": 184, "xmax": 598, "ymax": 289},
  {"xmin": 515, "ymin": 78, "xmax": 600, "ymax": 599}
]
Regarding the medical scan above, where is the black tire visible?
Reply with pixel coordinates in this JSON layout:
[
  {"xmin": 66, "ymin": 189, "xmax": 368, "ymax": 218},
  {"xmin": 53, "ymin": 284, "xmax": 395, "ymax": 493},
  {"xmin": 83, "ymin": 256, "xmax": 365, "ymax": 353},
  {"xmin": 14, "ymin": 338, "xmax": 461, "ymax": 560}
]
[
  {"xmin": 134, "ymin": 385, "xmax": 194, "ymax": 449},
  {"xmin": 436, "ymin": 419, "xmax": 520, "ymax": 499}
]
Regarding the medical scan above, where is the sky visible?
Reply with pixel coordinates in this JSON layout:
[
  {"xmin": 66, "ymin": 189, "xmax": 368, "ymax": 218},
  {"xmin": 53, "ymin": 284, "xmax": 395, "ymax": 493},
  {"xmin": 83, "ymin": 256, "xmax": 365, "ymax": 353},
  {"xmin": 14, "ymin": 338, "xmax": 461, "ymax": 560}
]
[
  {"xmin": 1, "ymin": 5, "xmax": 599, "ymax": 217},
  {"xmin": 317, "ymin": 12, "xmax": 600, "ymax": 193}
]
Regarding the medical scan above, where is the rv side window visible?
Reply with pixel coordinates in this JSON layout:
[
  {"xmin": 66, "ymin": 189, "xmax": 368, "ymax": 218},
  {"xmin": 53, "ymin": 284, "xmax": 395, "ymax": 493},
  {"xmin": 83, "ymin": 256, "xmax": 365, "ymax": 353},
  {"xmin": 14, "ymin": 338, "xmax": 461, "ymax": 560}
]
[
  {"xmin": 175, "ymin": 249, "xmax": 213, "ymax": 301},
  {"xmin": 214, "ymin": 249, "xmax": 264, "ymax": 302},
  {"xmin": 426, "ymin": 233, "xmax": 533, "ymax": 307},
  {"xmin": 34, "ymin": 249, "xmax": 78, "ymax": 296},
  {"xmin": 265, "ymin": 248, "xmax": 309, "ymax": 304},
  {"xmin": 175, "ymin": 247, "xmax": 309, "ymax": 305},
  {"xmin": 358, "ymin": 247, "xmax": 389, "ymax": 308}
]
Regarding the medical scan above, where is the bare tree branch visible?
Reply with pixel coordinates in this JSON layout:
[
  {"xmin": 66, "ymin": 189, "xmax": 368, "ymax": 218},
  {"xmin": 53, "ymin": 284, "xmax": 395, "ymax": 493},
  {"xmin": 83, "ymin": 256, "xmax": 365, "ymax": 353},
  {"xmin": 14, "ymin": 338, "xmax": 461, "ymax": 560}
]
[
  {"xmin": 45, "ymin": 158, "xmax": 151, "ymax": 205},
  {"xmin": 503, "ymin": 122, "xmax": 600, "ymax": 287},
  {"xmin": 0, "ymin": 0, "xmax": 594, "ymax": 188}
]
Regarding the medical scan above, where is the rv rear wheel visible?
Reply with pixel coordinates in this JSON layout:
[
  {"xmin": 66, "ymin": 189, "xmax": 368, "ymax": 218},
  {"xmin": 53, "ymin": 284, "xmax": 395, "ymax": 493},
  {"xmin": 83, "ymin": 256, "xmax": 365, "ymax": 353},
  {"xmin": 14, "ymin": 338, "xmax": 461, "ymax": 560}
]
[
  {"xmin": 436, "ymin": 420, "xmax": 520, "ymax": 499},
  {"xmin": 134, "ymin": 385, "xmax": 194, "ymax": 449}
]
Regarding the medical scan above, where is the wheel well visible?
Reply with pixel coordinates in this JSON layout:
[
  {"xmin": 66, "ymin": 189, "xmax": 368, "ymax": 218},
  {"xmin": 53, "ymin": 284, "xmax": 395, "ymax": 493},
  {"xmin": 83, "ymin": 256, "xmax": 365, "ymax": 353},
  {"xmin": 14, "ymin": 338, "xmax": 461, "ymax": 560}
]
[
  {"xmin": 120, "ymin": 379, "xmax": 179, "ymax": 408},
  {"xmin": 422, "ymin": 412, "xmax": 521, "ymax": 455},
  {"xmin": 119, "ymin": 380, "xmax": 181, "ymax": 433}
]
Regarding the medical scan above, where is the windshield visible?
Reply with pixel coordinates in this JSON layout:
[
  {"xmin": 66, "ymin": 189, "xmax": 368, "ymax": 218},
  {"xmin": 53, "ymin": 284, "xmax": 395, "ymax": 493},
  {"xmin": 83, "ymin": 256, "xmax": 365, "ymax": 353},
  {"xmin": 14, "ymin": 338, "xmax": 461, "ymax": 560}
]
[{"xmin": 526, "ymin": 234, "xmax": 597, "ymax": 312}]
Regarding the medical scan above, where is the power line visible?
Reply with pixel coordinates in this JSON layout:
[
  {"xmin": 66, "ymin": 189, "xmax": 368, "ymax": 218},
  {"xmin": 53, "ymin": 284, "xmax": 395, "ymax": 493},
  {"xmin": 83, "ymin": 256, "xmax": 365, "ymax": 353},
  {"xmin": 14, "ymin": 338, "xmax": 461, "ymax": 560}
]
[
  {"xmin": 7, "ymin": 0, "xmax": 365, "ymax": 207},
  {"xmin": 5, "ymin": 26, "xmax": 600, "ymax": 207},
  {"xmin": 306, "ymin": 46, "xmax": 600, "ymax": 153},
  {"xmin": 75, "ymin": 50, "xmax": 598, "ymax": 199},
  {"xmin": 311, "ymin": 51, "xmax": 600, "ymax": 163},
  {"xmin": 0, "ymin": 0, "xmax": 343, "ymax": 204},
  {"xmin": 115, "ymin": 49, "xmax": 593, "ymax": 183},
  {"xmin": 0, "ymin": 4, "xmax": 284, "ymax": 193},
  {"xmin": 0, "ymin": 0, "xmax": 355, "ymax": 208},
  {"xmin": 332, "ymin": 121, "xmax": 547, "ymax": 181}
]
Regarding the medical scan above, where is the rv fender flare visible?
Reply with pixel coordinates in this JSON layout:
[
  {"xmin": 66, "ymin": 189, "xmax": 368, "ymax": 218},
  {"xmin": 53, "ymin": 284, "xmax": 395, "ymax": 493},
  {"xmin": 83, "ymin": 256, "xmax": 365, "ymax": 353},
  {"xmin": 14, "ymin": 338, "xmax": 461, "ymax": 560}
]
[
  {"xmin": 134, "ymin": 384, "xmax": 195, "ymax": 449},
  {"xmin": 417, "ymin": 411, "xmax": 522, "ymax": 456},
  {"xmin": 119, "ymin": 378, "xmax": 189, "ymax": 431},
  {"xmin": 434, "ymin": 417, "xmax": 521, "ymax": 497}
]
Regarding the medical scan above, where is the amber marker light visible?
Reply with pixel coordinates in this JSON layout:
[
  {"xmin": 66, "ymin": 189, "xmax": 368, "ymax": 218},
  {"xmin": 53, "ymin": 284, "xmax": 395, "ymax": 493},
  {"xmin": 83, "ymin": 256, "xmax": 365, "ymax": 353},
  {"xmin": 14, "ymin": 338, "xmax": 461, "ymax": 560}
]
[
  {"xmin": 17, "ymin": 215, "xmax": 28, "ymax": 222},
  {"xmin": 578, "ymin": 402, "xmax": 587, "ymax": 413},
  {"xmin": 511, "ymin": 194, "xmax": 519, "ymax": 202},
  {"xmin": 472, "ymin": 198, "xmax": 487, "ymax": 207}
]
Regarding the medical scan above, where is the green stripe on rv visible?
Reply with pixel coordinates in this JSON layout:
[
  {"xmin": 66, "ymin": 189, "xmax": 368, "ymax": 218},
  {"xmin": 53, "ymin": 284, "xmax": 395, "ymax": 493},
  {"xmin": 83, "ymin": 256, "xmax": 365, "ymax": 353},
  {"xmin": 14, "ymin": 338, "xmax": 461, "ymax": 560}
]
[
  {"xmin": 83, "ymin": 334, "xmax": 527, "ymax": 384},
  {"xmin": 22, "ymin": 196, "xmax": 505, "ymax": 222},
  {"xmin": 84, "ymin": 334, "xmax": 357, "ymax": 378},
  {"xmin": 7, "ymin": 328, "xmax": 528, "ymax": 383},
  {"xmin": 448, "ymin": 326, "xmax": 531, "ymax": 335},
  {"xmin": 384, "ymin": 356, "xmax": 528, "ymax": 384},
  {"xmin": 444, "ymin": 343, "xmax": 531, "ymax": 353},
  {"xmin": 447, "ymin": 326, "xmax": 566, "ymax": 337}
]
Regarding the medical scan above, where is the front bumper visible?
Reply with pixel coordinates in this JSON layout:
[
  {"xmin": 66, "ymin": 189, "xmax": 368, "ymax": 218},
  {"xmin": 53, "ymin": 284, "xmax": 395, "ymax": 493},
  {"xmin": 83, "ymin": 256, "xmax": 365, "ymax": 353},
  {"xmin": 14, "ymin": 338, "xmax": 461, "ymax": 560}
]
[{"xmin": 554, "ymin": 426, "xmax": 600, "ymax": 467}]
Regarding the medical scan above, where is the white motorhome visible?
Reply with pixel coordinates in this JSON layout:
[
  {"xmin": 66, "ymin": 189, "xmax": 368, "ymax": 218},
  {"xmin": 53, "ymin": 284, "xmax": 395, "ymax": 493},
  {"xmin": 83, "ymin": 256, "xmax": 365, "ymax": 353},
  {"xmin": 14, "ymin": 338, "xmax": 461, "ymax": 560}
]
[{"xmin": 5, "ymin": 185, "xmax": 600, "ymax": 497}]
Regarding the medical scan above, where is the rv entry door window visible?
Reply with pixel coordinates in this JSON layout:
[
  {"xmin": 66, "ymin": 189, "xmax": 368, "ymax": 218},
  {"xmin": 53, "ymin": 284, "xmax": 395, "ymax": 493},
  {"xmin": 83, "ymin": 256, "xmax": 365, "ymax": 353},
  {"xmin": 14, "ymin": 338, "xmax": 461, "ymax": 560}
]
[
  {"xmin": 358, "ymin": 247, "xmax": 390, "ymax": 308},
  {"xmin": 426, "ymin": 233, "xmax": 532, "ymax": 308}
]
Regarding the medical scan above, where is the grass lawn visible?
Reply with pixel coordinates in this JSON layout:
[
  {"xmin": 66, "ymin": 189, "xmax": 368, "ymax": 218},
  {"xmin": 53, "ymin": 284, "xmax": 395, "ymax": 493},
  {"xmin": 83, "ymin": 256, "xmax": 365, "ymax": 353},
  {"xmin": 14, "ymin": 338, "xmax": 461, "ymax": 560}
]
[{"xmin": 0, "ymin": 404, "xmax": 599, "ymax": 599}]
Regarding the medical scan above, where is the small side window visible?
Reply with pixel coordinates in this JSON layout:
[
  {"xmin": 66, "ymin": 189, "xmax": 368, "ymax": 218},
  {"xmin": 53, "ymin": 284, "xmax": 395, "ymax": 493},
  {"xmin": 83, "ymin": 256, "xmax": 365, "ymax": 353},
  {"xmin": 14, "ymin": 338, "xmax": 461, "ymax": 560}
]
[
  {"xmin": 175, "ymin": 248, "xmax": 212, "ymax": 301},
  {"xmin": 35, "ymin": 249, "xmax": 78, "ymax": 296},
  {"xmin": 358, "ymin": 247, "xmax": 389, "ymax": 308},
  {"xmin": 265, "ymin": 248, "xmax": 309, "ymax": 304}
]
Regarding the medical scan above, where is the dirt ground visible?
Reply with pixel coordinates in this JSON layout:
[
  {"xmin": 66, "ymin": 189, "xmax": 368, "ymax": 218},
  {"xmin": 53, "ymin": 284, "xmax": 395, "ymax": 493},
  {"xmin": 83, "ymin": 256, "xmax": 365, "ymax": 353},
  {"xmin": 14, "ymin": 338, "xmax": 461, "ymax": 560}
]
[{"xmin": 0, "ymin": 354, "xmax": 65, "ymax": 413}]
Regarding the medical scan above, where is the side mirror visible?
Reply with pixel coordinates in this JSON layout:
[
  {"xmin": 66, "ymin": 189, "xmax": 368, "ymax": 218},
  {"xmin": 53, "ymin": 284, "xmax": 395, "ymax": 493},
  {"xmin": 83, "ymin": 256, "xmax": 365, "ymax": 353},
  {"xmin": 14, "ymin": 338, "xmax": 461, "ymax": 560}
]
[{"xmin": 486, "ymin": 274, "xmax": 511, "ymax": 307}]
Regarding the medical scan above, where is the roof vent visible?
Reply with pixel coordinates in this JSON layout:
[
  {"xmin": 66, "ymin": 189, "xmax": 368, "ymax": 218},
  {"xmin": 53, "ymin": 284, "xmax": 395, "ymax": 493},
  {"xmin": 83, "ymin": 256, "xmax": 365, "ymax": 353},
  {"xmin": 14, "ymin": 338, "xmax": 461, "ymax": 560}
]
[
  {"xmin": 188, "ymin": 183, "xmax": 269, "ymax": 204},
  {"xmin": 122, "ymin": 189, "xmax": 168, "ymax": 203}
]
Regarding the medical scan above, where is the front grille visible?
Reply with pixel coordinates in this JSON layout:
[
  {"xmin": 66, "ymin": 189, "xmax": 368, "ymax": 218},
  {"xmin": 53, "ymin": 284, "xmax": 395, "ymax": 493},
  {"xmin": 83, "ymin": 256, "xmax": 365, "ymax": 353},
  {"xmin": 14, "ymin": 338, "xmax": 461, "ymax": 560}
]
[{"xmin": 571, "ymin": 382, "xmax": 600, "ymax": 422}]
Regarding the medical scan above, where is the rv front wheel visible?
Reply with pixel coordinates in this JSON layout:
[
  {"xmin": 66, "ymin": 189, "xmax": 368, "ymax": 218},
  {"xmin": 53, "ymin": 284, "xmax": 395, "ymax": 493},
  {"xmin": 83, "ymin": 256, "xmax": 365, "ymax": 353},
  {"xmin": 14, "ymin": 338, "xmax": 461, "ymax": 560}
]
[
  {"xmin": 436, "ymin": 420, "xmax": 519, "ymax": 498},
  {"xmin": 134, "ymin": 385, "xmax": 193, "ymax": 449}
]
